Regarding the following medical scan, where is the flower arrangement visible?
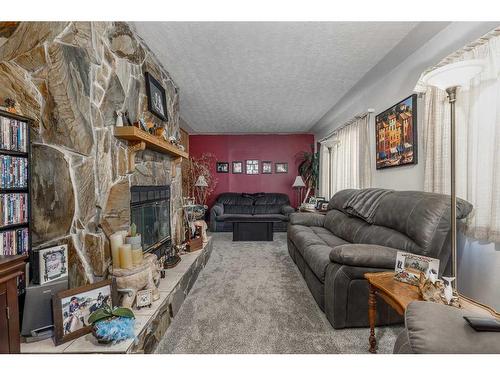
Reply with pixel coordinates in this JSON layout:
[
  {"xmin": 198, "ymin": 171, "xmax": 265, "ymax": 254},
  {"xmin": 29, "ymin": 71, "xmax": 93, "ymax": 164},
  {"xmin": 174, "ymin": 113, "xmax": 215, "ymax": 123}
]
[
  {"xmin": 88, "ymin": 306, "xmax": 136, "ymax": 344},
  {"xmin": 182, "ymin": 153, "xmax": 218, "ymax": 206}
]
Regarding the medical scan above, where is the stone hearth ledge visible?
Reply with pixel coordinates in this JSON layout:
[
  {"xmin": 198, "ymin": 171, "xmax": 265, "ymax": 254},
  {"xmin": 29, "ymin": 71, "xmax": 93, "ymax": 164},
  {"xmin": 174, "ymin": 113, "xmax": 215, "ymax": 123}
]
[{"xmin": 21, "ymin": 237, "xmax": 213, "ymax": 354}]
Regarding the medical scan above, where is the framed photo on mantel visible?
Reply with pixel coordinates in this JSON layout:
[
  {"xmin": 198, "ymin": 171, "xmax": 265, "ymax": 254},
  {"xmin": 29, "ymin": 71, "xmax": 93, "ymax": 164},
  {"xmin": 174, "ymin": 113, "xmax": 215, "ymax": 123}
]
[{"xmin": 145, "ymin": 72, "xmax": 168, "ymax": 121}]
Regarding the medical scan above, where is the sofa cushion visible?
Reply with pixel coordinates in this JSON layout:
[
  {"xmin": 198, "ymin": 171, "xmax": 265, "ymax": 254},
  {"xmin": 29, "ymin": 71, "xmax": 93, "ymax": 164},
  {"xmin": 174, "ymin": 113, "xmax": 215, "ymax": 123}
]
[
  {"xmin": 323, "ymin": 209, "xmax": 369, "ymax": 243},
  {"xmin": 253, "ymin": 204, "xmax": 283, "ymax": 215},
  {"xmin": 404, "ymin": 301, "xmax": 500, "ymax": 354},
  {"xmin": 302, "ymin": 244, "xmax": 335, "ymax": 282},
  {"xmin": 217, "ymin": 193, "xmax": 254, "ymax": 206},
  {"xmin": 214, "ymin": 214, "xmax": 253, "ymax": 221},
  {"xmin": 289, "ymin": 212, "xmax": 326, "ymax": 227},
  {"xmin": 254, "ymin": 193, "xmax": 290, "ymax": 206},
  {"xmin": 329, "ymin": 244, "xmax": 398, "ymax": 269},
  {"xmin": 224, "ymin": 204, "xmax": 255, "ymax": 214},
  {"xmin": 310, "ymin": 227, "xmax": 348, "ymax": 248},
  {"xmin": 251, "ymin": 214, "xmax": 288, "ymax": 221}
]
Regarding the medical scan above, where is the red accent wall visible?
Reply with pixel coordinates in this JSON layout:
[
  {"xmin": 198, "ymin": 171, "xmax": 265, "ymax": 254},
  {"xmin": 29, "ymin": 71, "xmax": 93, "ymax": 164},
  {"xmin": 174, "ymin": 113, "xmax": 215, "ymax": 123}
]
[{"xmin": 189, "ymin": 134, "xmax": 315, "ymax": 208}]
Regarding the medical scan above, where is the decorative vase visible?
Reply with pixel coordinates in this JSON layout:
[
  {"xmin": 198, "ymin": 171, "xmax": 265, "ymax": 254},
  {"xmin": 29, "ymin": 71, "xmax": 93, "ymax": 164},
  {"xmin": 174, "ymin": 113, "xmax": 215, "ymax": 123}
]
[
  {"xmin": 115, "ymin": 110, "xmax": 123, "ymax": 127},
  {"xmin": 442, "ymin": 276, "xmax": 455, "ymax": 305}
]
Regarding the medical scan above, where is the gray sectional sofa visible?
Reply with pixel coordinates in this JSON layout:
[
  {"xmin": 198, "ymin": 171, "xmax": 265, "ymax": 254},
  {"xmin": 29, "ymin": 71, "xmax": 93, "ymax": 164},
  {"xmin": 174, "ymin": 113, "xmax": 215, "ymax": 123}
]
[{"xmin": 287, "ymin": 188, "xmax": 473, "ymax": 329}]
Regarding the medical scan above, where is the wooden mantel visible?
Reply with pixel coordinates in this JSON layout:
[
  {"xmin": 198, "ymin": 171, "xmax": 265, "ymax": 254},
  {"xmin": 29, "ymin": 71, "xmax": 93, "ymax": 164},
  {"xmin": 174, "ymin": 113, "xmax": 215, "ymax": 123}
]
[{"xmin": 113, "ymin": 126, "xmax": 188, "ymax": 174}]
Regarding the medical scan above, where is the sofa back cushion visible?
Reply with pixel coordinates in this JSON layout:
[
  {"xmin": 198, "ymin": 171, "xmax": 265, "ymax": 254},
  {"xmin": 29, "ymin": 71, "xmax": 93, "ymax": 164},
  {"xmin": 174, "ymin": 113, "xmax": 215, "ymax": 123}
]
[
  {"xmin": 254, "ymin": 204, "xmax": 283, "ymax": 215},
  {"xmin": 216, "ymin": 193, "xmax": 254, "ymax": 206},
  {"xmin": 326, "ymin": 189, "xmax": 473, "ymax": 258},
  {"xmin": 254, "ymin": 193, "xmax": 290, "ymax": 206}
]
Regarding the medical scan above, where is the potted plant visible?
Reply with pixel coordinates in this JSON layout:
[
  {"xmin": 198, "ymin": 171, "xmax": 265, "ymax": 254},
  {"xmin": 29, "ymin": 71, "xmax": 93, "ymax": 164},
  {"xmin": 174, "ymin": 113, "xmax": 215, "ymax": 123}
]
[
  {"xmin": 296, "ymin": 145, "xmax": 320, "ymax": 205},
  {"xmin": 87, "ymin": 306, "xmax": 135, "ymax": 344}
]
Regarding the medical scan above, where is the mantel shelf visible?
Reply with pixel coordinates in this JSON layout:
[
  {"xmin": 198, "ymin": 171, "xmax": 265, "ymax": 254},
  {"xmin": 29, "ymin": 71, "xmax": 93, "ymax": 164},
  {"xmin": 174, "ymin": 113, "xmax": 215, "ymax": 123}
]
[{"xmin": 113, "ymin": 126, "xmax": 189, "ymax": 159}]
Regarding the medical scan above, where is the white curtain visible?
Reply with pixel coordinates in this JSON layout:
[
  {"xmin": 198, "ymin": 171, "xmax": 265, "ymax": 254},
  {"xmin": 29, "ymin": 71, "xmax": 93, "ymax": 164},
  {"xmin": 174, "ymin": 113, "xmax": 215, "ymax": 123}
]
[
  {"xmin": 417, "ymin": 28, "xmax": 500, "ymax": 242},
  {"xmin": 319, "ymin": 114, "xmax": 371, "ymax": 198}
]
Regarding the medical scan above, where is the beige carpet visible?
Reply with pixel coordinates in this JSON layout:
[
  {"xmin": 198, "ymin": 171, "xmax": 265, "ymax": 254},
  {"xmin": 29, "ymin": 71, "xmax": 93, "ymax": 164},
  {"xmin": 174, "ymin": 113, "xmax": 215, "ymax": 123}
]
[{"xmin": 156, "ymin": 232, "xmax": 402, "ymax": 354}]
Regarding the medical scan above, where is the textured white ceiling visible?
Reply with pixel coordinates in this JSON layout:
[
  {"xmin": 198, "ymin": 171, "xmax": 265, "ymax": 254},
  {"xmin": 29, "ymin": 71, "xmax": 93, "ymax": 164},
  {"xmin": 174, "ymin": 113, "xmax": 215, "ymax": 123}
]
[{"xmin": 133, "ymin": 22, "xmax": 419, "ymax": 133}]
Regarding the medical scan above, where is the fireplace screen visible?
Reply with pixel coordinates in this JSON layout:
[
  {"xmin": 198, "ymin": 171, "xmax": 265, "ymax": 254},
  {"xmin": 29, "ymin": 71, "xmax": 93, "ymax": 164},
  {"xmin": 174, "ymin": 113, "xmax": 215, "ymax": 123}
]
[{"xmin": 130, "ymin": 186, "xmax": 171, "ymax": 253}]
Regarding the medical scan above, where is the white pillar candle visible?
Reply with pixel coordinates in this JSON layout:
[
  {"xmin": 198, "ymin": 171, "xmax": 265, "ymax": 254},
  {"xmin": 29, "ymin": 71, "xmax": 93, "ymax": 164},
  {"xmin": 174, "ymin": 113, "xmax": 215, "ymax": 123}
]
[
  {"xmin": 119, "ymin": 244, "xmax": 133, "ymax": 269},
  {"xmin": 110, "ymin": 232, "xmax": 124, "ymax": 269}
]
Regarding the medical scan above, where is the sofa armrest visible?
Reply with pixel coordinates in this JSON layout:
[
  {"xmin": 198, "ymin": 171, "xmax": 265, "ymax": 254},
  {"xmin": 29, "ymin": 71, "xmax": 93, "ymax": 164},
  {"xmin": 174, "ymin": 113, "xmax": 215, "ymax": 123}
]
[
  {"xmin": 211, "ymin": 203, "xmax": 224, "ymax": 217},
  {"xmin": 329, "ymin": 244, "xmax": 399, "ymax": 269},
  {"xmin": 281, "ymin": 205, "xmax": 295, "ymax": 216},
  {"xmin": 289, "ymin": 212, "xmax": 325, "ymax": 227}
]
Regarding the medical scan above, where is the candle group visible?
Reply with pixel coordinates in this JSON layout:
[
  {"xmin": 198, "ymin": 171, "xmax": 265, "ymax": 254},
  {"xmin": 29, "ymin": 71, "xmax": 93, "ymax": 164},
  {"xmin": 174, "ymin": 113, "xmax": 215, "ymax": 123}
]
[{"xmin": 110, "ymin": 230, "xmax": 143, "ymax": 270}]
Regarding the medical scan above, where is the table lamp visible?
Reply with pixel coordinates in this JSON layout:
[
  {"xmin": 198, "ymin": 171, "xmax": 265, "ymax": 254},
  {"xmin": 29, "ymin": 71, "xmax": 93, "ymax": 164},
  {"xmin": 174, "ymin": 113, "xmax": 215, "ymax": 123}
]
[
  {"xmin": 292, "ymin": 175, "xmax": 306, "ymax": 208},
  {"xmin": 422, "ymin": 59, "xmax": 485, "ymax": 290}
]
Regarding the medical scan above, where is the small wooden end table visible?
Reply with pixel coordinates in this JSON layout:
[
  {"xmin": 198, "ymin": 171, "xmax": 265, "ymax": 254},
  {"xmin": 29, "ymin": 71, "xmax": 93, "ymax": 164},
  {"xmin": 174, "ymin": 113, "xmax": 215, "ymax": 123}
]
[{"xmin": 364, "ymin": 271, "xmax": 500, "ymax": 354}]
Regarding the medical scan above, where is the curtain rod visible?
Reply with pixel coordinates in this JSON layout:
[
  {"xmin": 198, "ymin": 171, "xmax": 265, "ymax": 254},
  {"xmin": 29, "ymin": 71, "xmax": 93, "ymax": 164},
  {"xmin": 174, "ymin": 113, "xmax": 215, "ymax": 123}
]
[{"xmin": 318, "ymin": 110, "xmax": 373, "ymax": 143}]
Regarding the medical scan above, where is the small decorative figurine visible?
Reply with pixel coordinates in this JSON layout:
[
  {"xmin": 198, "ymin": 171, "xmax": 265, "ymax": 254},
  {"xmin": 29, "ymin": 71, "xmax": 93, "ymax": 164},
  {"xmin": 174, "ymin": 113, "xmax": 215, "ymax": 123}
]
[{"xmin": 115, "ymin": 110, "xmax": 123, "ymax": 127}]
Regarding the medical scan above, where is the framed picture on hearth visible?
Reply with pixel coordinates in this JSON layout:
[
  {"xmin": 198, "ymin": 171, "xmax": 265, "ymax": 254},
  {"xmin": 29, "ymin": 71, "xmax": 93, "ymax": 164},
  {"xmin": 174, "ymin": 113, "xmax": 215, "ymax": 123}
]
[
  {"xmin": 375, "ymin": 94, "xmax": 417, "ymax": 169},
  {"xmin": 232, "ymin": 161, "xmax": 243, "ymax": 174},
  {"xmin": 216, "ymin": 162, "xmax": 229, "ymax": 173},
  {"xmin": 246, "ymin": 160, "xmax": 259, "ymax": 174},
  {"xmin": 275, "ymin": 162, "xmax": 288, "ymax": 173},
  {"xmin": 52, "ymin": 280, "xmax": 114, "ymax": 346},
  {"xmin": 145, "ymin": 72, "xmax": 168, "ymax": 121},
  {"xmin": 262, "ymin": 161, "xmax": 272, "ymax": 174}
]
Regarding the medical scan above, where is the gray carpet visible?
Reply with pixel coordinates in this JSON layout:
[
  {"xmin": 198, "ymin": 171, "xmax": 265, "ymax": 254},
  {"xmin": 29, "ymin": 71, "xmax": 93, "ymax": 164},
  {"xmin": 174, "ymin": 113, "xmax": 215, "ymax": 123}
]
[{"xmin": 156, "ymin": 233, "xmax": 402, "ymax": 354}]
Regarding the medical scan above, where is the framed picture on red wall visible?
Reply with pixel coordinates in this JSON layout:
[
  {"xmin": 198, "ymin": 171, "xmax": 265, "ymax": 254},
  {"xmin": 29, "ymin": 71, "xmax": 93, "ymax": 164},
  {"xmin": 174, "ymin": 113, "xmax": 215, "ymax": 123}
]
[
  {"xmin": 232, "ymin": 161, "xmax": 243, "ymax": 174},
  {"xmin": 216, "ymin": 162, "xmax": 229, "ymax": 173},
  {"xmin": 262, "ymin": 161, "xmax": 272, "ymax": 174},
  {"xmin": 246, "ymin": 160, "xmax": 259, "ymax": 174},
  {"xmin": 275, "ymin": 162, "xmax": 288, "ymax": 173}
]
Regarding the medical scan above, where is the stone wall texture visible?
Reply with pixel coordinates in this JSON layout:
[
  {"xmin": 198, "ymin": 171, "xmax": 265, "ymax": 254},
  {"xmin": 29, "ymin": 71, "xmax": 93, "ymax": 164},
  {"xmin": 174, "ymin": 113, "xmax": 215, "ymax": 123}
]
[{"xmin": 0, "ymin": 22, "xmax": 184, "ymax": 287}]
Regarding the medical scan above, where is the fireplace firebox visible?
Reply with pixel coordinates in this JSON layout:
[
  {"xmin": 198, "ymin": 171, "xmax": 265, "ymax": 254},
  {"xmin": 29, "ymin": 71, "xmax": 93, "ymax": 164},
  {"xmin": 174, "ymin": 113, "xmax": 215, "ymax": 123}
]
[{"xmin": 130, "ymin": 186, "xmax": 171, "ymax": 258}]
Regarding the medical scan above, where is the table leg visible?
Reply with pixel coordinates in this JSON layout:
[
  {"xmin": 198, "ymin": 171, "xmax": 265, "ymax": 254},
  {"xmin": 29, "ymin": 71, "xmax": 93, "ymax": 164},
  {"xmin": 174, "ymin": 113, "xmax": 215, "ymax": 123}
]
[{"xmin": 368, "ymin": 284, "xmax": 377, "ymax": 354}]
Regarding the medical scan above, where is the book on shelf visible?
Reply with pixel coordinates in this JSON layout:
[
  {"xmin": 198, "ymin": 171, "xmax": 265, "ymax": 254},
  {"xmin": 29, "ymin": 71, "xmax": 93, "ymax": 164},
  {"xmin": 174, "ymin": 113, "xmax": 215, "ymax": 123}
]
[
  {"xmin": 0, "ymin": 193, "xmax": 28, "ymax": 227},
  {"xmin": 0, "ymin": 155, "xmax": 28, "ymax": 189},
  {"xmin": 0, "ymin": 115, "xmax": 28, "ymax": 152},
  {"xmin": 0, "ymin": 227, "xmax": 29, "ymax": 255}
]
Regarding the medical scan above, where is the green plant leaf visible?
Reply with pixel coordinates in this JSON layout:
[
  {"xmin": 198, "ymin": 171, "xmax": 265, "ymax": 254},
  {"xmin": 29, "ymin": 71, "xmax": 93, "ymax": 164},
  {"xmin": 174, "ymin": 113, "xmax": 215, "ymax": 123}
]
[
  {"xmin": 111, "ymin": 307, "xmax": 135, "ymax": 319},
  {"xmin": 88, "ymin": 309, "xmax": 113, "ymax": 325}
]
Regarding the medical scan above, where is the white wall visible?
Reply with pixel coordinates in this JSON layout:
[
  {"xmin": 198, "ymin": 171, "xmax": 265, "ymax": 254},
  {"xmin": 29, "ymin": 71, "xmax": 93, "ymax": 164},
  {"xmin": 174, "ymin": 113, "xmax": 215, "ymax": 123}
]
[
  {"xmin": 313, "ymin": 22, "xmax": 499, "ymax": 191},
  {"xmin": 313, "ymin": 22, "xmax": 500, "ymax": 311}
]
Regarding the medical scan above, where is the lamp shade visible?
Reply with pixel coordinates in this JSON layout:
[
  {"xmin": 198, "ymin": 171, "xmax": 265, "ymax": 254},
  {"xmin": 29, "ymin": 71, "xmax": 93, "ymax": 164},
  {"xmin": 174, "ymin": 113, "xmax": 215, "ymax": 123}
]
[
  {"xmin": 195, "ymin": 175, "xmax": 208, "ymax": 187},
  {"xmin": 292, "ymin": 175, "xmax": 306, "ymax": 188},
  {"xmin": 422, "ymin": 59, "xmax": 485, "ymax": 90}
]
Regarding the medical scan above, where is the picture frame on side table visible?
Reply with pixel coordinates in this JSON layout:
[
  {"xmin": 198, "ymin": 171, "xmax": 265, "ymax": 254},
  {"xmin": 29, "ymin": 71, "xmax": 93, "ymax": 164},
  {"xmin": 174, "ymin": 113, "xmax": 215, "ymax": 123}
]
[
  {"xmin": 216, "ymin": 162, "xmax": 229, "ymax": 173},
  {"xmin": 232, "ymin": 161, "xmax": 243, "ymax": 174},
  {"xmin": 275, "ymin": 162, "xmax": 288, "ymax": 173},
  {"xmin": 261, "ymin": 161, "xmax": 272, "ymax": 174},
  {"xmin": 32, "ymin": 244, "xmax": 68, "ymax": 285},
  {"xmin": 145, "ymin": 72, "xmax": 168, "ymax": 121},
  {"xmin": 394, "ymin": 252, "xmax": 439, "ymax": 286},
  {"xmin": 52, "ymin": 280, "xmax": 113, "ymax": 346}
]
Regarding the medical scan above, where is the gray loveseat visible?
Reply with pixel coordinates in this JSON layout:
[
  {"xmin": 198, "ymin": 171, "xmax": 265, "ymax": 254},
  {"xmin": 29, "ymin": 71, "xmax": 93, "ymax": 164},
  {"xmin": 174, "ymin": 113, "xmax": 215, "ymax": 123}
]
[
  {"xmin": 287, "ymin": 188, "xmax": 473, "ymax": 329},
  {"xmin": 210, "ymin": 192, "xmax": 295, "ymax": 232}
]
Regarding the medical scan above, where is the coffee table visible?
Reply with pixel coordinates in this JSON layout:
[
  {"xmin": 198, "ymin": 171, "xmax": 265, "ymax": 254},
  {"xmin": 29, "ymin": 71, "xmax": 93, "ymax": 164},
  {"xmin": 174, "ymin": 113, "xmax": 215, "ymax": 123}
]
[
  {"xmin": 364, "ymin": 271, "xmax": 500, "ymax": 354},
  {"xmin": 227, "ymin": 218, "xmax": 279, "ymax": 241}
]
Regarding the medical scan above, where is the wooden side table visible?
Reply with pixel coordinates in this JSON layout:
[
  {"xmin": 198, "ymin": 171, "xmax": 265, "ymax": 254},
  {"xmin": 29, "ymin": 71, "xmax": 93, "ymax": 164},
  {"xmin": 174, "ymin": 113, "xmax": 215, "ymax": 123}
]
[{"xmin": 364, "ymin": 271, "xmax": 500, "ymax": 354}]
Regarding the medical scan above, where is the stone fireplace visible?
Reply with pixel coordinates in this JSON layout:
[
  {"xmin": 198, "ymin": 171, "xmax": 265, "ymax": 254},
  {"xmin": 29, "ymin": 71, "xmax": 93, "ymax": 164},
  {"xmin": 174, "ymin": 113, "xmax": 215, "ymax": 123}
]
[{"xmin": 0, "ymin": 22, "xmax": 186, "ymax": 287}]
